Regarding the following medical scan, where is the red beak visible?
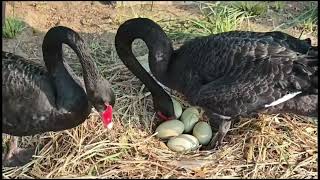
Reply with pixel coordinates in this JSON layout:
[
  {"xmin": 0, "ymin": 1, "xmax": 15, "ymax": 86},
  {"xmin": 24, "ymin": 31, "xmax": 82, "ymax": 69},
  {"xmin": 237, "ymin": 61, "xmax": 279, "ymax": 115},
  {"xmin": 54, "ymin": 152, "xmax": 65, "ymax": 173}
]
[
  {"xmin": 157, "ymin": 111, "xmax": 174, "ymax": 121},
  {"xmin": 102, "ymin": 105, "xmax": 113, "ymax": 129}
]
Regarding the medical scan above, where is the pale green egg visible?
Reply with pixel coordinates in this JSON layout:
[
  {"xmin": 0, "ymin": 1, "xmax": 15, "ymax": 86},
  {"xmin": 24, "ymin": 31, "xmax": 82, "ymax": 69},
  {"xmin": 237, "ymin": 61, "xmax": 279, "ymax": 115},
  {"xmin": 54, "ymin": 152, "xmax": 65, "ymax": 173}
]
[
  {"xmin": 181, "ymin": 107, "xmax": 200, "ymax": 133},
  {"xmin": 192, "ymin": 121, "xmax": 213, "ymax": 145},
  {"xmin": 167, "ymin": 134, "xmax": 200, "ymax": 152},
  {"xmin": 172, "ymin": 98, "xmax": 183, "ymax": 119},
  {"xmin": 155, "ymin": 120, "xmax": 184, "ymax": 140}
]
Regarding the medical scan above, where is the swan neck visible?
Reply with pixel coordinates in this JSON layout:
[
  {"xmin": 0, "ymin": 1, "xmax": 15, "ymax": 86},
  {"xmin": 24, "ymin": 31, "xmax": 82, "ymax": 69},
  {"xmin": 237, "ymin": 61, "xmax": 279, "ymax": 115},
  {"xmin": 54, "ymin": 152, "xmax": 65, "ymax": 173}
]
[
  {"xmin": 115, "ymin": 18, "xmax": 172, "ymax": 98},
  {"xmin": 42, "ymin": 27, "xmax": 100, "ymax": 93}
]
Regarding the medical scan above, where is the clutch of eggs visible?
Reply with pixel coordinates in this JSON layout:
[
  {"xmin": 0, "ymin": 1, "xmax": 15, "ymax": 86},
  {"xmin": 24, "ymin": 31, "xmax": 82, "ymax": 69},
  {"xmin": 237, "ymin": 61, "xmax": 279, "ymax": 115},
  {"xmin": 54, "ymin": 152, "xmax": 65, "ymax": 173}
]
[{"xmin": 155, "ymin": 98, "xmax": 213, "ymax": 152}]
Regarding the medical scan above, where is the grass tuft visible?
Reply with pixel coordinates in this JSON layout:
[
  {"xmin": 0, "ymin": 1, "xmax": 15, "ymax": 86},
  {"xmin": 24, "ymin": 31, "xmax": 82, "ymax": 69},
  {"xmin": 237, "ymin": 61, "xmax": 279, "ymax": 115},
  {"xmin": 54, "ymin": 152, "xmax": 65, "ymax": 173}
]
[
  {"xmin": 162, "ymin": 2, "xmax": 255, "ymax": 41},
  {"xmin": 3, "ymin": 16, "xmax": 25, "ymax": 39},
  {"xmin": 271, "ymin": 1, "xmax": 285, "ymax": 12},
  {"xmin": 273, "ymin": 3, "xmax": 318, "ymax": 33},
  {"xmin": 230, "ymin": 1, "xmax": 268, "ymax": 17},
  {"xmin": 300, "ymin": 4, "xmax": 318, "ymax": 32}
]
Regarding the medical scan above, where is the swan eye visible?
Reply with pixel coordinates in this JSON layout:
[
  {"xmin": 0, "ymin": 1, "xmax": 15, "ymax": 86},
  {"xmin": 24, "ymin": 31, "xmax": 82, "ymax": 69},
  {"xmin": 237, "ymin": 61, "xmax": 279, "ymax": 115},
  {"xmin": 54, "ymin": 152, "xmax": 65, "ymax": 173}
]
[{"xmin": 100, "ymin": 99, "xmax": 106, "ymax": 106}]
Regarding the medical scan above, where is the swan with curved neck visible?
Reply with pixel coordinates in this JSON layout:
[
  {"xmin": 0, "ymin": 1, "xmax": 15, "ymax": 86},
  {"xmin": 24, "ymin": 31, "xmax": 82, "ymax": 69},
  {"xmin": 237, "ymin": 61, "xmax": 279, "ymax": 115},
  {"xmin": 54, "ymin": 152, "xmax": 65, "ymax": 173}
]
[
  {"xmin": 2, "ymin": 26, "xmax": 115, "ymax": 166},
  {"xmin": 115, "ymin": 18, "xmax": 318, "ymax": 150},
  {"xmin": 114, "ymin": 18, "xmax": 176, "ymax": 120}
]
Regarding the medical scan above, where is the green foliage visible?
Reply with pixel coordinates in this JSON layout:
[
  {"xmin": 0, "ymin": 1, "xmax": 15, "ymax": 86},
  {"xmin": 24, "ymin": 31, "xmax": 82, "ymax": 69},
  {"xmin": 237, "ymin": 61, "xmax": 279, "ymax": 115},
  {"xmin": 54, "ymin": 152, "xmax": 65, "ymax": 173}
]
[
  {"xmin": 271, "ymin": 1, "xmax": 285, "ymax": 12},
  {"xmin": 230, "ymin": 1, "xmax": 268, "ymax": 16},
  {"xmin": 3, "ymin": 16, "xmax": 25, "ymax": 39},
  {"xmin": 273, "ymin": 3, "xmax": 318, "ymax": 33},
  {"xmin": 162, "ymin": 2, "xmax": 256, "ymax": 41}
]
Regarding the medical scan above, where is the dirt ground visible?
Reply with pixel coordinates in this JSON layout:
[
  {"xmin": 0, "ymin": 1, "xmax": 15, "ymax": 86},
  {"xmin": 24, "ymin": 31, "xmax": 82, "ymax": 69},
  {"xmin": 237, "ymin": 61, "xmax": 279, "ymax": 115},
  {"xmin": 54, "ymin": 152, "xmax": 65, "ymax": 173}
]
[
  {"xmin": 2, "ymin": 1, "xmax": 318, "ymax": 179},
  {"xmin": 3, "ymin": 1, "xmax": 318, "ymax": 56},
  {"xmin": 2, "ymin": 1, "xmax": 205, "ymax": 68}
]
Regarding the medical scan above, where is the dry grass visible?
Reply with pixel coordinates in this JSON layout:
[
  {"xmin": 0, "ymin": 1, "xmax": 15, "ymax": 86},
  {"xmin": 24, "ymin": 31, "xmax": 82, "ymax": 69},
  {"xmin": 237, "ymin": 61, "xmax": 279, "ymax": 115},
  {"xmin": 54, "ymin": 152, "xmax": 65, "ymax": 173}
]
[
  {"xmin": 2, "ymin": 100, "xmax": 318, "ymax": 178},
  {"xmin": 2, "ymin": 43, "xmax": 318, "ymax": 178}
]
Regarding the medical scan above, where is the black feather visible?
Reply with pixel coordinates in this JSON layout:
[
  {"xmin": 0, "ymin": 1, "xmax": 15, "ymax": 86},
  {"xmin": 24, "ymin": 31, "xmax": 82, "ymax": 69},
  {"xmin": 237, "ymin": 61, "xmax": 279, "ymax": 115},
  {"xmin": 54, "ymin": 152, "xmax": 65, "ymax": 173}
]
[
  {"xmin": 115, "ymin": 18, "xmax": 318, "ymax": 148},
  {"xmin": 2, "ymin": 26, "xmax": 115, "ymax": 136}
]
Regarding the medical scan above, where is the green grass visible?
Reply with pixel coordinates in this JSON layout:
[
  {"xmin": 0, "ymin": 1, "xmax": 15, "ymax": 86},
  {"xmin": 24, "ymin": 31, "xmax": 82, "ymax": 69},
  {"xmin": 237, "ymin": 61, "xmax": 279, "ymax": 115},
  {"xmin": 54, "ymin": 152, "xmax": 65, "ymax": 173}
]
[
  {"xmin": 300, "ymin": 4, "xmax": 318, "ymax": 32},
  {"xmin": 271, "ymin": 1, "xmax": 285, "ymax": 12},
  {"xmin": 161, "ymin": 2, "xmax": 256, "ymax": 41},
  {"xmin": 160, "ymin": 19, "xmax": 203, "ymax": 41},
  {"xmin": 2, "ymin": 16, "xmax": 25, "ymax": 39},
  {"xmin": 230, "ymin": 1, "xmax": 268, "ymax": 17},
  {"xmin": 116, "ymin": 1, "xmax": 317, "ymax": 42},
  {"xmin": 273, "ymin": 3, "xmax": 318, "ymax": 33},
  {"xmin": 194, "ymin": 3, "xmax": 248, "ymax": 34},
  {"xmin": 163, "ymin": 1, "xmax": 317, "ymax": 40}
]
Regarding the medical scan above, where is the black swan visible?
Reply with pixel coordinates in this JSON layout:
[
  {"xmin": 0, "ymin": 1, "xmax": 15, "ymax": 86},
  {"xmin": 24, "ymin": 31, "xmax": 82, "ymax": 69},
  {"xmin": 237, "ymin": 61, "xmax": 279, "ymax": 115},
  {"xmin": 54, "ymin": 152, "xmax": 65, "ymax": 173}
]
[
  {"xmin": 2, "ymin": 26, "xmax": 115, "ymax": 166},
  {"xmin": 115, "ymin": 18, "xmax": 318, "ymax": 150}
]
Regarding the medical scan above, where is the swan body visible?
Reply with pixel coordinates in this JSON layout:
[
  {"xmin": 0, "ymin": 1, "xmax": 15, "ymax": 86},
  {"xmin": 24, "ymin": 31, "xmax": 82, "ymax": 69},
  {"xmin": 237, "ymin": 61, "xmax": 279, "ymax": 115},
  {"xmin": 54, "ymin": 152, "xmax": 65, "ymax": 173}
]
[
  {"xmin": 2, "ymin": 26, "xmax": 115, "ymax": 166},
  {"xmin": 115, "ymin": 18, "xmax": 318, "ymax": 150}
]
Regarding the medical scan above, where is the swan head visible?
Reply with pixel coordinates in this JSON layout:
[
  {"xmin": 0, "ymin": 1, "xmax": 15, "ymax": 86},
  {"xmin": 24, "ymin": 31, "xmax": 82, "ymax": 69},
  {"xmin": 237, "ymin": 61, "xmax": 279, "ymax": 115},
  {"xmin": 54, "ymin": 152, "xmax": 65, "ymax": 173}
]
[
  {"xmin": 153, "ymin": 95, "xmax": 176, "ymax": 121},
  {"xmin": 89, "ymin": 79, "xmax": 116, "ymax": 129}
]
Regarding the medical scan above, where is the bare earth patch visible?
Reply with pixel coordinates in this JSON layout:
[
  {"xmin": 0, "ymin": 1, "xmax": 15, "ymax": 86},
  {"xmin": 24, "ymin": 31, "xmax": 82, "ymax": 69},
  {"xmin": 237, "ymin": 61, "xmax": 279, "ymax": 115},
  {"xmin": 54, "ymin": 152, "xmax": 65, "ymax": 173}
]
[{"xmin": 2, "ymin": 1, "xmax": 318, "ymax": 179}]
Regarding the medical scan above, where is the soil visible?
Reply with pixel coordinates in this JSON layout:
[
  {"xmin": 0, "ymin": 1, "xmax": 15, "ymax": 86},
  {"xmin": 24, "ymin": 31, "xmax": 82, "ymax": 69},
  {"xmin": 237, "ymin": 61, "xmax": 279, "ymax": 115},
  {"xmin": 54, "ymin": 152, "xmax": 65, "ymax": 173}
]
[{"xmin": 3, "ymin": 1, "xmax": 317, "ymax": 60}]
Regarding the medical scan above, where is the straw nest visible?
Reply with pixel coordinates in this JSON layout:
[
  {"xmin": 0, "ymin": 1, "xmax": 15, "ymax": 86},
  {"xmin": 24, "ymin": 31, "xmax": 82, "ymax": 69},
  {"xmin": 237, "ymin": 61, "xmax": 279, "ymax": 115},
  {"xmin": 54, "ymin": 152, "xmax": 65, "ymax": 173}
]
[{"xmin": 2, "ymin": 37, "xmax": 318, "ymax": 178}]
